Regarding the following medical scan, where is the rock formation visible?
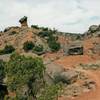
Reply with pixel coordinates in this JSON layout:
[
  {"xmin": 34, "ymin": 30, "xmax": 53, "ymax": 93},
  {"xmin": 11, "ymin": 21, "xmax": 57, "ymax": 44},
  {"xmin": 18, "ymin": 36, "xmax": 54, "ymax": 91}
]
[
  {"xmin": 67, "ymin": 41, "xmax": 83, "ymax": 55},
  {"xmin": 85, "ymin": 25, "xmax": 100, "ymax": 38},
  {"xmin": 19, "ymin": 16, "xmax": 28, "ymax": 28}
]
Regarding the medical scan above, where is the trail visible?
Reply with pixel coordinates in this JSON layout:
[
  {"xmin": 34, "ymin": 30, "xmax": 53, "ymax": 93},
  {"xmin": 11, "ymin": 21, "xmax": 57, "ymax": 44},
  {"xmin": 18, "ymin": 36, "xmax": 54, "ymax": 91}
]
[{"xmin": 71, "ymin": 70, "xmax": 100, "ymax": 100}]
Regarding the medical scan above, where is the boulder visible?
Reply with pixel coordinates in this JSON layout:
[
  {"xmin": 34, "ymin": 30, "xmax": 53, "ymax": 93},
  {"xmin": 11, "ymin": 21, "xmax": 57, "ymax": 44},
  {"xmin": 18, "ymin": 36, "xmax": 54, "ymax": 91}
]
[
  {"xmin": 45, "ymin": 63, "xmax": 78, "ymax": 84},
  {"xmin": 45, "ymin": 63, "xmax": 64, "ymax": 84},
  {"xmin": 60, "ymin": 70, "xmax": 78, "ymax": 84},
  {"xmin": 68, "ymin": 47, "xmax": 83, "ymax": 55},
  {"xmin": 46, "ymin": 63, "xmax": 64, "ymax": 76},
  {"xmin": 67, "ymin": 41, "xmax": 83, "ymax": 55}
]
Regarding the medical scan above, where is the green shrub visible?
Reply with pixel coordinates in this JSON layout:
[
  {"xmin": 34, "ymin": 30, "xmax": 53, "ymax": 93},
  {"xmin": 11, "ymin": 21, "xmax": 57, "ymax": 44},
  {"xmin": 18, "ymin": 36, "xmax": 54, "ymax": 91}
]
[
  {"xmin": 39, "ymin": 27, "xmax": 49, "ymax": 31},
  {"xmin": 0, "ymin": 85, "xmax": 7, "ymax": 100},
  {"xmin": 0, "ymin": 60, "xmax": 6, "ymax": 100},
  {"xmin": 33, "ymin": 45, "xmax": 44, "ymax": 55},
  {"xmin": 38, "ymin": 31, "xmax": 51, "ymax": 37},
  {"xmin": 76, "ymin": 35, "xmax": 81, "ymax": 40},
  {"xmin": 0, "ymin": 60, "xmax": 5, "ymax": 83},
  {"xmin": 38, "ymin": 29, "xmax": 60, "ymax": 52},
  {"xmin": 5, "ymin": 53, "xmax": 45, "ymax": 98},
  {"xmin": 0, "ymin": 45, "xmax": 15, "ymax": 55},
  {"xmin": 47, "ymin": 35, "xmax": 57, "ymax": 42},
  {"xmin": 23, "ymin": 41, "xmax": 34, "ymax": 51},
  {"xmin": 0, "ymin": 50, "xmax": 4, "ymax": 55},
  {"xmin": 42, "ymin": 27, "xmax": 49, "ymax": 31},
  {"xmin": 37, "ymin": 84, "xmax": 61, "ymax": 100},
  {"xmin": 9, "ymin": 31, "xmax": 17, "ymax": 35},
  {"xmin": 48, "ymin": 41, "xmax": 60, "ymax": 52},
  {"xmin": 31, "ymin": 25, "xmax": 39, "ymax": 29},
  {"xmin": 3, "ymin": 45, "xmax": 15, "ymax": 54}
]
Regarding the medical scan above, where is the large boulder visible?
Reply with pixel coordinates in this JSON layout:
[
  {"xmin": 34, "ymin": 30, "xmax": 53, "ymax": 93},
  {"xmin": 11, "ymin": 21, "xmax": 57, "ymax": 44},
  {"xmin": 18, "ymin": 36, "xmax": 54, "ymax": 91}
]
[
  {"xmin": 45, "ymin": 63, "xmax": 64, "ymax": 84},
  {"xmin": 67, "ymin": 41, "xmax": 83, "ymax": 55},
  {"xmin": 45, "ymin": 62, "xmax": 78, "ymax": 84}
]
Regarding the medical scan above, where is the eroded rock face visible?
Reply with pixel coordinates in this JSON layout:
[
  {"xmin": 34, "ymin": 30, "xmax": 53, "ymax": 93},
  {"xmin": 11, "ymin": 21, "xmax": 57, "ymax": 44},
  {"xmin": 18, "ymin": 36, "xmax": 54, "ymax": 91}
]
[
  {"xmin": 68, "ymin": 47, "xmax": 83, "ymax": 55},
  {"xmin": 19, "ymin": 16, "xmax": 28, "ymax": 27},
  {"xmin": 67, "ymin": 41, "xmax": 83, "ymax": 55}
]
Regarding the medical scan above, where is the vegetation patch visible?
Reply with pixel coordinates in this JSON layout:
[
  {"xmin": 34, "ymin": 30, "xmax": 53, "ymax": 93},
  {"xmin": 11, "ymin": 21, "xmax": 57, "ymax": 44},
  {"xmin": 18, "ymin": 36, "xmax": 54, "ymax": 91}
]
[
  {"xmin": 0, "ymin": 45, "xmax": 15, "ymax": 55},
  {"xmin": 33, "ymin": 45, "xmax": 44, "ymax": 55},
  {"xmin": 0, "ymin": 60, "xmax": 5, "ymax": 83},
  {"xmin": 9, "ymin": 31, "xmax": 17, "ymax": 35},
  {"xmin": 31, "ymin": 25, "xmax": 39, "ymax": 29},
  {"xmin": 38, "ymin": 30, "xmax": 60, "ymax": 52},
  {"xmin": 48, "ymin": 41, "xmax": 60, "ymax": 52},
  {"xmin": 37, "ymin": 84, "xmax": 62, "ymax": 100},
  {"xmin": 5, "ymin": 53, "xmax": 45, "ymax": 99},
  {"xmin": 23, "ymin": 41, "xmax": 35, "ymax": 52},
  {"xmin": 0, "ymin": 53, "xmax": 63, "ymax": 100}
]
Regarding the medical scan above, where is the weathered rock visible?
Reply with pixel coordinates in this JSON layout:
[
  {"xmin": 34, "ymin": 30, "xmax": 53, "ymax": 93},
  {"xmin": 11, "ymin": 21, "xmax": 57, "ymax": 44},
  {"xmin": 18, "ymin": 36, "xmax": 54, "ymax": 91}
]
[
  {"xmin": 45, "ymin": 63, "xmax": 64, "ymax": 84},
  {"xmin": 68, "ymin": 47, "xmax": 83, "ymax": 55},
  {"xmin": 67, "ymin": 41, "xmax": 83, "ymax": 55},
  {"xmin": 19, "ymin": 16, "xmax": 28, "ymax": 27},
  {"xmin": 60, "ymin": 70, "xmax": 78, "ymax": 84}
]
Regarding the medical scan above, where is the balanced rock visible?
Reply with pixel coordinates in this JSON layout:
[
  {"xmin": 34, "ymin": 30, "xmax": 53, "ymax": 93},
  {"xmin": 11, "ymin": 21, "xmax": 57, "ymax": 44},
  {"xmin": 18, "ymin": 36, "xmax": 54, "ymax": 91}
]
[{"xmin": 19, "ymin": 16, "xmax": 28, "ymax": 27}]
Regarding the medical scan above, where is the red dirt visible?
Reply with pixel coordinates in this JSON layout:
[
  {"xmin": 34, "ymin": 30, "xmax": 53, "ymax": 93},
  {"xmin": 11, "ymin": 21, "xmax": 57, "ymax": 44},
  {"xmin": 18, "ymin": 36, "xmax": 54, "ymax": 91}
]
[
  {"xmin": 59, "ymin": 70, "xmax": 100, "ymax": 100},
  {"xmin": 44, "ymin": 36, "xmax": 100, "ymax": 100},
  {"xmin": 72, "ymin": 71, "xmax": 100, "ymax": 100},
  {"xmin": 54, "ymin": 55, "xmax": 98, "ymax": 69},
  {"xmin": 54, "ymin": 54, "xmax": 100, "ymax": 100}
]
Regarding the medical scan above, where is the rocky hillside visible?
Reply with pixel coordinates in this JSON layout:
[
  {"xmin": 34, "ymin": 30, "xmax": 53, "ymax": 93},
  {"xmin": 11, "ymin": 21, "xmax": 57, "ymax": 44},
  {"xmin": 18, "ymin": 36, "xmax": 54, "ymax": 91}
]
[
  {"xmin": 0, "ymin": 16, "xmax": 100, "ymax": 100},
  {"xmin": 0, "ymin": 16, "xmax": 99, "ymax": 64},
  {"xmin": 0, "ymin": 16, "xmax": 61, "ymax": 58}
]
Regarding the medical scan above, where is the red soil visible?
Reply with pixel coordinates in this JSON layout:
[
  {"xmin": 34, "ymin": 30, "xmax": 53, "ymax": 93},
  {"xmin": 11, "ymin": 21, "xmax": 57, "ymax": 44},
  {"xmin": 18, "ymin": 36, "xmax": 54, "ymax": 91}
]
[
  {"xmin": 54, "ymin": 54, "xmax": 100, "ymax": 100},
  {"xmin": 54, "ymin": 55, "xmax": 98, "ymax": 69},
  {"xmin": 72, "ymin": 71, "xmax": 100, "ymax": 100}
]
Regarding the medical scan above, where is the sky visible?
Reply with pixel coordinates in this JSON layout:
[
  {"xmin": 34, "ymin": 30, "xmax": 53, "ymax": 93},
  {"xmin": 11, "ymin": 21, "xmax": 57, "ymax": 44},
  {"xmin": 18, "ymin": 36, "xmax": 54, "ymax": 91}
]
[{"xmin": 0, "ymin": 0, "xmax": 100, "ymax": 33}]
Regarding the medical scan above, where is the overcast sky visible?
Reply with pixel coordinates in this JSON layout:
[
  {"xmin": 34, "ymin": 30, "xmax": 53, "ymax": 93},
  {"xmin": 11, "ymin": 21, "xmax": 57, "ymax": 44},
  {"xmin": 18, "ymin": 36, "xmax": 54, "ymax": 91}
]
[{"xmin": 0, "ymin": 0, "xmax": 100, "ymax": 33}]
